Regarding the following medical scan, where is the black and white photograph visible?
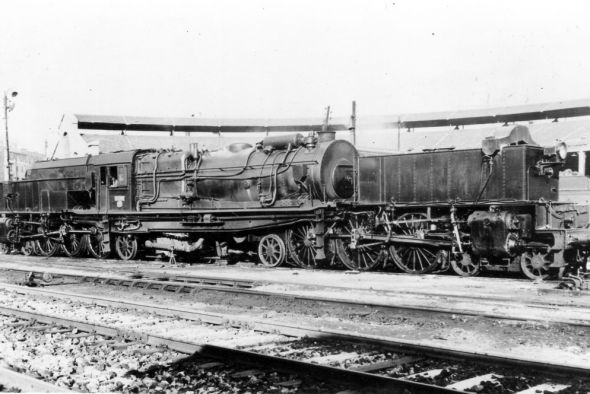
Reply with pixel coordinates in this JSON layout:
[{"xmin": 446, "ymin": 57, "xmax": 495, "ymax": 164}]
[{"xmin": 0, "ymin": 0, "xmax": 589, "ymax": 393}]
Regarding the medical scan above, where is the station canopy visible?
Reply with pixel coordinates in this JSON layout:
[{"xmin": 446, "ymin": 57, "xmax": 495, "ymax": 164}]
[
  {"xmin": 73, "ymin": 98, "xmax": 590, "ymax": 133},
  {"xmin": 62, "ymin": 99, "xmax": 590, "ymax": 155}
]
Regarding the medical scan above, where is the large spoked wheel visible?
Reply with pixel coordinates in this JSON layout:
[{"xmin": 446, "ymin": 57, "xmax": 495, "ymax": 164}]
[
  {"xmin": 36, "ymin": 237, "xmax": 60, "ymax": 257},
  {"xmin": 520, "ymin": 250, "xmax": 551, "ymax": 280},
  {"xmin": 115, "ymin": 234, "xmax": 139, "ymax": 261},
  {"xmin": 258, "ymin": 233, "xmax": 286, "ymax": 267},
  {"xmin": 21, "ymin": 240, "xmax": 38, "ymax": 256},
  {"xmin": 286, "ymin": 223, "xmax": 324, "ymax": 268},
  {"xmin": 333, "ymin": 215, "xmax": 386, "ymax": 271},
  {"xmin": 451, "ymin": 253, "xmax": 481, "ymax": 277},
  {"xmin": 389, "ymin": 244, "xmax": 440, "ymax": 274},
  {"xmin": 390, "ymin": 212, "xmax": 440, "ymax": 274},
  {"xmin": 85, "ymin": 231, "xmax": 111, "ymax": 259},
  {"xmin": 62, "ymin": 233, "xmax": 84, "ymax": 257}
]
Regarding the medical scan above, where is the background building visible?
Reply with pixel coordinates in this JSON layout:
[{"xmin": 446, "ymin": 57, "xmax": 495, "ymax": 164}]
[{"xmin": 0, "ymin": 147, "xmax": 45, "ymax": 181}]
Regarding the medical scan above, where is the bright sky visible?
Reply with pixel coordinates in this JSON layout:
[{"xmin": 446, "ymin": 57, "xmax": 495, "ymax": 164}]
[{"xmin": 1, "ymin": 0, "xmax": 590, "ymax": 153}]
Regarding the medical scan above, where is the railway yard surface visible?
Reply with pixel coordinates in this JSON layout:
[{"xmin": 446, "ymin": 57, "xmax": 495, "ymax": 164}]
[{"xmin": 0, "ymin": 254, "xmax": 589, "ymax": 393}]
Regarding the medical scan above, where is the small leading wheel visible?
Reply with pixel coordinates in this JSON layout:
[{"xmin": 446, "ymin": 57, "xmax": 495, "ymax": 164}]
[
  {"xmin": 85, "ymin": 228, "xmax": 111, "ymax": 259},
  {"xmin": 115, "ymin": 234, "xmax": 139, "ymax": 261},
  {"xmin": 451, "ymin": 253, "xmax": 481, "ymax": 277},
  {"xmin": 36, "ymin": 237, "xmax": 60, "ymax": 257},
  {"xmin": 333, "ymin": 215, "xmax": 386, "ymax": 271},
  {"xmin": 258, "ymin": 233, "xmax": 286, "ymax": 267},
  {"xmin": 520, "ymin": 250, "xmax": 551, "ymax": 280},
  {"xmin": 286, "ymin": 223, "xmax": 324, "ymax": 268},
  {"xmin": 62, "ymin": 233, "xmax": 84, "ymax": 257},
  {"xmin": 21, "ymin": 240, "xmax": 37, "ymax": 256}
]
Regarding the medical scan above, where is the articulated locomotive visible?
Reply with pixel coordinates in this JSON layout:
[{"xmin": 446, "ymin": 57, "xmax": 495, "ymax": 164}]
[{"xmin": 0, "ymin": 126, "xmax": 587, "ymax": 279}]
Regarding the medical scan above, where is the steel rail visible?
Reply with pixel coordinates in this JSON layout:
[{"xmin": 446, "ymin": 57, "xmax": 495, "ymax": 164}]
[
  {"xmin": 0, "ymin": 256, "xmax": 590, "ymax": 304},
  {"xmin": 7, "ymin": 266, "xmax": 590, "ymax": 328},
  {"xmin": 0, "ymin": 366, "xmax": 73, "ymax": 393},
  {"xmin": 3, "ymin": 283, "xmax": 589, "ymax": 379},
  {"xmin": 0, "ymin": 304, "xmax": 465, "ymax": 394},
  {"xmin": 1, "ymin": 257, "xmax": 585, "ymax": 309}
]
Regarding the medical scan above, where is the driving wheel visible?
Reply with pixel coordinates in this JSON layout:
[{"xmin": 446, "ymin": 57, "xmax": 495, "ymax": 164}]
[
  {"xmin": 21, "ymin": 240, "xmax": 38, "ymax": 256},
  {"xmin": 85, "ymin": 228, "xmax": 111, "ymax": 259},
  {"xmin": 36, "ymin": 237, "xmax": 60, "ymax": 257},
  {"xmin": 390, "ymin": 212, "xmax": 439, "ymax": 274},
  {"xmin": 62, "ymin": 233, "xmax": 84, "ymax": 257},
  {"xmin": 286, "ymin": 223, "xmax": 325, "ymax": 268},
  {"xmin": 333, "ymin": 214, "xmax": 386, "ymax": 271}
]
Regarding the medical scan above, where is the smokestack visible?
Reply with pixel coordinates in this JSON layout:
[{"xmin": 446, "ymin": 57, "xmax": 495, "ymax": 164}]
[{"xmin": 189, "ymin": 142, "xmax": 199, "ymax": 157}]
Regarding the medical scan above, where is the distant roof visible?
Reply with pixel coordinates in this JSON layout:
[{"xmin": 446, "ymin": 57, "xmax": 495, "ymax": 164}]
[{"xmin": 390, "ymin": 98, "xmax": 590, "ymax": 129}]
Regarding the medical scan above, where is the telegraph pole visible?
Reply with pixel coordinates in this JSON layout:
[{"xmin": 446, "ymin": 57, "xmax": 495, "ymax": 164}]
[
  {"xmin": 3, "ymin": 90, "xmax": 18, "ymax": 181},
  {"xmin": 349, "ymin": 101, "xmax": 356, "ymax": 145}
]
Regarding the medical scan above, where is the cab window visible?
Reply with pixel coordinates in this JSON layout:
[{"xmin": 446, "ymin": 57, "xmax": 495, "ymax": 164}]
[{"xmin": 107, "ymin": 165, "xmax": 127, "ymax": 188}]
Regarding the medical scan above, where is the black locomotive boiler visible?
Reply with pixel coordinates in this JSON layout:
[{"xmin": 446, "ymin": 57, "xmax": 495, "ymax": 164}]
[
  {"xmin": 0, "ymin": 125, "xmax": 587, "ymax": 279},
  {"xmin": 0, "ymin": 130, "xmax": 356, "ymax": 268}
]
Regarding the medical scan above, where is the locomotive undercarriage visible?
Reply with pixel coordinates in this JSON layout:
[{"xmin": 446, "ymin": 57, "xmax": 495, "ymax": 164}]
[
  {"xmin": 330, "ymin": 202, "xmax": 587, "ymax": 280},
  {"xmin": 1, "ymin": 202, "xmax": 587, "ymax": 280},
  {"xmin": 0, "ymin": 208, "xmax": 341, "ymax": 269}
]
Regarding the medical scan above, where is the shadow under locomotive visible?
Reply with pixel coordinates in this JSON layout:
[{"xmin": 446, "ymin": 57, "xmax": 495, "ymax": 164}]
[{"xmin": 0, "ymin": 126, "xmax": 588, "ymax": 281}]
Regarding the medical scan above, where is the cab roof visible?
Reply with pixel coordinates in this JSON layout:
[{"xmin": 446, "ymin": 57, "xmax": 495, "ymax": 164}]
[{"xmin": 30, "ymin": 150, "xmax": 140, "ymax": 170}]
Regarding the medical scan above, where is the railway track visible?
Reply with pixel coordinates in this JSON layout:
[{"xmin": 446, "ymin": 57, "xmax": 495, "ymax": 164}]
[
  {"xmin": 0, "ymin": 284, "xmax": 587, "ymax": 393},
  {"xmin": 0, "ymin": 292, "xmax": 453, "ymax": 393},
  {"xmin": 2, "ymin": 263, "xmax": 590, "ymax": 328}
]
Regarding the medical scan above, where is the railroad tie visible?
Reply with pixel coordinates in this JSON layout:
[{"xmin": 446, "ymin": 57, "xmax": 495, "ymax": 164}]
[
  {"xmin": 349, "ymin": 355, "xmax": 423, "ymax": 372},
  {"xmin": 404, "ymin": 368, "xmax": 444, "ymax": 380},
  {"xmin": 445, "ymin": 373, "xmax": 503, "ymax": 391},
  {"xmin": 133, "ymin": 347, "xmax": 167, "ymax": 355},
  {"xmin": 195, "ymin": 361, "xmax": 224, "ymax": 370},
  {"xmin": 277, "ymin": 379, "xmax": 302, "ymax": 388},
  {"xmin": 64, "ymin": 332, "xmax": 96, "ymax": 339},
  {"xmin": 231, "ymin": 369, "xmax": 263, "ymax": 378},
  {"xmin": 306, "ymin": 351, "xmax": 359, "ymax": 365},
  {"xmin": 514, "ymin": 383, "xmax": 570, "ymax": 394}
]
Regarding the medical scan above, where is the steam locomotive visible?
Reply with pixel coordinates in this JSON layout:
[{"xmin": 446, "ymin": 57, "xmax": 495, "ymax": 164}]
[{"xmin": 0, "ymin": 125, "xmax": 587, "ymax": 279}]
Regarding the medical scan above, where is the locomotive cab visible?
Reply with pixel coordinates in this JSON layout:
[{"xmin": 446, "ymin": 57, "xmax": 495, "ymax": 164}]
[{"xmin": 89, "ymin": 151, "xmax": 137, "ymax": 213}]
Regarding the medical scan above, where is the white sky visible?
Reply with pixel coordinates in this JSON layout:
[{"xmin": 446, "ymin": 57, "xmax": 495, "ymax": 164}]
[{"xmin": 1, "ymin": 0, "xmax": 590, "ymax": 153}]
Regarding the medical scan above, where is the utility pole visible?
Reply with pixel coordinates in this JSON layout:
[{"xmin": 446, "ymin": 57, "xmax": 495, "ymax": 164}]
[
  {"xmin": 3, "ymin": 90, "xmax": 18, "ymax": 181},
  {"xmin": 322, "ymin": 105, "xmax": 331, "ymax": 132},
  {"xmin": 349, "ymin": 101, "xmax": 356, "ymax": 145}
]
